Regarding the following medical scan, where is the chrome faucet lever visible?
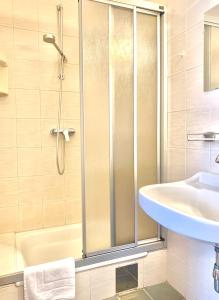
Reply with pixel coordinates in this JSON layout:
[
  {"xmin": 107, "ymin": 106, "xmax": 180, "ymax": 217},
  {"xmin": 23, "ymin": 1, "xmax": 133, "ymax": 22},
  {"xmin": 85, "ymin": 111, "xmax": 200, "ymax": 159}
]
[
  {"xmin": 216, "ymin": 154, "xmax": 219, "ymax": 164},
  {"xmin": 50, "ymin": 128, "xmax": 75, "ymax": 142},
  {"xmin": 63, "ymin": 129, "xmax": 70, "ymax": 142}
]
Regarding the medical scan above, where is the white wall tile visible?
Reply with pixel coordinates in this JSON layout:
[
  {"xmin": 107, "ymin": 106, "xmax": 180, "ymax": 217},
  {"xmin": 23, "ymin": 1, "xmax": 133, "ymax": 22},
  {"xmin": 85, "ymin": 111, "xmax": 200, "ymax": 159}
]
[
  {"xmin": 90, "ymin": 265, "xmax": 115, "ymax": 300},
  {"xmin": 167, "ymin": 148, "xmax": 186, "ymax": 182},
  {"xmin": 75, "ymin": 271, "xmax": 91, "ymax": 300},
  {"xmin": 143, "ymin": 250, "xmax": 167, "ymax": 287},
  {"xmin": 168, "ymin": 111, "xmax": 186, "ymax": 148}
]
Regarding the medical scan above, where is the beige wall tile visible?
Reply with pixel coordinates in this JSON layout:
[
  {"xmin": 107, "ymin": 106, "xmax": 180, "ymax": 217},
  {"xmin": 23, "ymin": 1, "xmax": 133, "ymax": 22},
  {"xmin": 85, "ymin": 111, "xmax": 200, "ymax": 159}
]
[
  {"xmin": 13, "ymin": 0, "xmax": 38, "ymax": 31},
  {"xmin": 62, "ymin": 92, "xmax": 80, "ymax": 120},
  {"xmin": 14, "ymin": 60, "xmax": 39, "ymax": 89},
  {"xmin": 62, "ymin": 0, "xmax": 79, "ymax": 37},
  {"xmin": 18, "ymin": 176, "xmax": 43, "ymax": 205},
  {"xmin": 38, "ymin": 0, "xmax": 59, "ymax": 34},
  {"xmin": 66, "ymin": 200, "xmax": 82, "ymax": 224},
  {"xmin": 0, "ymin": 89, "xmax": 16, "ymax": 118},
  {"xmin": 0, "ymin": 26, "xmax": 14, "ymax": 59},
  {"xmin": 41, "ymin": 91, "xmax": 59, "ymax": 119},
  {"xmin": 40, "ymin": 147, "xmax": 57, "ymax": 176},
  {"xmin": 39, "ymin": 61, "xmax": 59, "ymax": 91},
  {"xmin": 65, "ymin": 147, "xmax": 81, "ymax": 173},
  {"xmin": 63, "ymin": 36, "xmax": 79, "ymax": 65},
  {"xmin": 63, "ymin": 64, "xmax": 80, "ymax": 92},
  {"xmin": 0, "ymin": 1, "xmax": 13, "ymax": 27},
  {"xmin": 18, "ymin": 148, "xmax": 42, "ymax": 176},
  {"xmin": 17, "ymin": 119, "xmax": 41, "ymax": 147},
  {"xmin": 0, "ymin": 119, "xmax": 16, "ymax": 147},
  {"xmin": 0, "ymin": 0, "xmax": 80, "ymax": 238},
  {"xmin": 16, "ymin": 89, "xmax": 40, "ymax": 119},
  {"xmin": 43, "ymin": 201, "xmax": 66, "ymax": 228},
  {"xmin": 19, "ymin": 204, "xmax": 43, "ymax": 231},
  {"xmin": 0, "ymin": 207, "xmax": 18, "ymax": 233},
  {"xmin": 41, "ymin": 119, "xmax": 60, "ymax": 147},
  {"xmin": 64, "ymin": 173, "xmax": 81, "ymax": 201},
  {"xmin": 0, "ymin": 148, "xmax": 17, "ymax": 178},
  {"xmin": 0, "ymin": 178, "xmax": 18, "ymax": 207},
  {"xmin": 14, "ymin": 29, "xmax": 39, "ymax": 61},
  {"xmin": 41, "ymin": 175, "xmax": 65, "ymax": 202},
  {"xmin": 8, "ymin": 58, "xmax": 15, "ymax": 89}
]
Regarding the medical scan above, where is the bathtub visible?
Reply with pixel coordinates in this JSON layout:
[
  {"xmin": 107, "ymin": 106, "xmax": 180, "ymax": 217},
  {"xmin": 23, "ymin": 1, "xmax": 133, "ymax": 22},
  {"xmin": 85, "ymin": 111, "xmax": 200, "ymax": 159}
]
[{"xmin": 16, "ymin": 224, "xmax": 82, "ymax": 271}]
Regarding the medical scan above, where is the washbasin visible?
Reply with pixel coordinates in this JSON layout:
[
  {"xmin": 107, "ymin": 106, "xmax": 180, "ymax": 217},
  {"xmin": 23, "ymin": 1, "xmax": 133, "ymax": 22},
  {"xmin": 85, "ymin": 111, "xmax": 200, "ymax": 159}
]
[{"xmin": 139, "ymin": 172, "xmax": 219, "ymax": 243}]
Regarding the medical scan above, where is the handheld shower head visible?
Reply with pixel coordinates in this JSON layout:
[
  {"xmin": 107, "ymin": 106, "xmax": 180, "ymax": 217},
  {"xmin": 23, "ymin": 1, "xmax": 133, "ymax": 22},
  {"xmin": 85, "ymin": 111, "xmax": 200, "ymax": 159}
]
[
  {"xmin": 43, "ymin": 33, "xmax": 67, "ymax": 62},
  {"xmin": 43, "ymin": 33, "xmax": 56, "ymax": 44}
]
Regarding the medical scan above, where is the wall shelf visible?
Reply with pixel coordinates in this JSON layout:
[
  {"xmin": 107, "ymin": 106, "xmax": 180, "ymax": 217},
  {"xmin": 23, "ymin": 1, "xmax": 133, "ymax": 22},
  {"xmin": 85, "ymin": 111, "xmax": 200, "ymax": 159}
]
[
  {"xmin": 0, "ymin": 57, "xmax": 8, "ymax": 96},
  {"xmin": 187, "ymin": 132, "xmax": 219, "ymax": 142}
]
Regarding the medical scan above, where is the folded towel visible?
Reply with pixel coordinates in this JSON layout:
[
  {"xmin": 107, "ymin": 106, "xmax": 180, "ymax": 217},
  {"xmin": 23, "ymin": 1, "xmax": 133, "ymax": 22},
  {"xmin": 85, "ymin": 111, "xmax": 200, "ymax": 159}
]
[{"xmin": 24, "ymin": 257, "xmax": 75, "ymax": 300}]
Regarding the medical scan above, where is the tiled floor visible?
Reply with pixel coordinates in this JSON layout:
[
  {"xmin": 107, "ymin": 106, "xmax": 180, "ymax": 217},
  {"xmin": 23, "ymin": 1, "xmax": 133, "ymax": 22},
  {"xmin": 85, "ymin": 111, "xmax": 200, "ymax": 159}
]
[{"xmin": 105, "ymin": 281, "xmax": 185, "ymax": 300}]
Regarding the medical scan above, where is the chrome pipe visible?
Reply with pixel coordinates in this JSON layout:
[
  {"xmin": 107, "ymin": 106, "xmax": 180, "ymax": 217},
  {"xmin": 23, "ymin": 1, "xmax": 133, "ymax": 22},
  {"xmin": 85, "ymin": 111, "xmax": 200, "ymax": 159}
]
[{"xmin": 213, "ymin": 245, "xmax": 219, "ymax": 293}]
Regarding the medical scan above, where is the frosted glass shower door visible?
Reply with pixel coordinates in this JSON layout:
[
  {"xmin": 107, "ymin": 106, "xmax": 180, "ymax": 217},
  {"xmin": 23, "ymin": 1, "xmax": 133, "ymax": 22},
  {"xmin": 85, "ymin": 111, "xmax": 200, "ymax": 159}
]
[
  {"xmin": 137, "ymin": 11, "xmax": 159, "ymax": 241},
  {"xmin": 82, "ymin": 0, "xmax": 111, "ymax": 253},
  {"xmin": 111, "ymin": 6, "xmax": 135, "ymax": 247},
  {"xmin": 80, "ymin": 0, "xmax": 162, "ymax": 256},
  {"xmin": 81, "ymin": 1, "xmax": 135, "ymax": 254}
]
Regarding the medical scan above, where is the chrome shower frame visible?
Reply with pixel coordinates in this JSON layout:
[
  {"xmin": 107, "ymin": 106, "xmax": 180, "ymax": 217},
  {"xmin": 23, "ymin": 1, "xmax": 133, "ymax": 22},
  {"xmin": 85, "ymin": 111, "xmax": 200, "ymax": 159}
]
[{"xmin": 79, "ymin": 0, "xmax": 168, "ymax": 258}]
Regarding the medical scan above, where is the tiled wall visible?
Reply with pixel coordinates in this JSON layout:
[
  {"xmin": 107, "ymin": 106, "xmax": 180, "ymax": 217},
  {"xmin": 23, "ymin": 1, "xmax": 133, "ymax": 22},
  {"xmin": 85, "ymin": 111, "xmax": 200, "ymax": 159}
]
[
  {"xmin": 0, "ymin": 250, "xmax": 167, "ymax": 300},
  {"xmin": 167, "ymin": 0, "xmax": 219, "ymax": 299},
  {"xmin": 0, "ymin": 0, "xmax": 81, "ymax": 233}
]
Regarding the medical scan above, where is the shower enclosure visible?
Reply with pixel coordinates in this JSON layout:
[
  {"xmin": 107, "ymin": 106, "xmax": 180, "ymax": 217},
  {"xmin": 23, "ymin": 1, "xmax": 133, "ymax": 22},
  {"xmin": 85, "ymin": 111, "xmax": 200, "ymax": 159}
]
[{"xmin": 79, "ymin": 0, "xmax": 165, "ymax": 257}]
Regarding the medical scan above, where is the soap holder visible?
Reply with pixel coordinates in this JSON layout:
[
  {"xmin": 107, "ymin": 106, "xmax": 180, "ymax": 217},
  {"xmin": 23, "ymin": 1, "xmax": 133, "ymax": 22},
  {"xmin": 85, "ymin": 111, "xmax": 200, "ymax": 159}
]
[{"xmin": 0, "ymin": 57, "xmax": 8, "ymax": 96}]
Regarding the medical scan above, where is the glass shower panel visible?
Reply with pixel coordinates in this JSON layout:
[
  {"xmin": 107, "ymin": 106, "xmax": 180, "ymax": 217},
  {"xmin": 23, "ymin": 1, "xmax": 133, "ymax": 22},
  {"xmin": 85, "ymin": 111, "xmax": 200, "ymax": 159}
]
[
  {"xmin": 137, "ymin": 12, "xmax": 159, "ymax": 241},
  {"xmin": 111, "ymin": 7, "xmax": 135, "ymax": 246},
  {"xmin": 82, "ymin": 0, "xmax": 111, "ymax": 253}
]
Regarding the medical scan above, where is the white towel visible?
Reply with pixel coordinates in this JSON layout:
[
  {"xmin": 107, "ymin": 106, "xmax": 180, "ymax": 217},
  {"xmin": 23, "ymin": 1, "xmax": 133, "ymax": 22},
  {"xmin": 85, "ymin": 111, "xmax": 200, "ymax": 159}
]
[{"xmin": 24, "ymin": 257, "xmax": 75, "ymax": 300}]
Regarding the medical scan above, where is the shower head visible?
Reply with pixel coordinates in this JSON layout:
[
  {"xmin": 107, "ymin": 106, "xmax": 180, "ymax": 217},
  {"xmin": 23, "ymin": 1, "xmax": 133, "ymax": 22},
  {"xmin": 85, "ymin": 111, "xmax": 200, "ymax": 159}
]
[
  {"xmin": 43, "ymin": 34, "xmax": 68, "ymax": 62},
  {"xmin": 43, "ymin": 33, "xmax": 56, "ymax": 44}
]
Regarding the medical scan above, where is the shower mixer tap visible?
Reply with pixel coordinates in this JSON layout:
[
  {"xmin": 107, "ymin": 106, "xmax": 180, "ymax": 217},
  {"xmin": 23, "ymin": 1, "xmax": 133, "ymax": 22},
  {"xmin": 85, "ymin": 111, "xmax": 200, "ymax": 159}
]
[{"xmin": 50, "ymin": 128, "xmax": 75, "ymax": 142}]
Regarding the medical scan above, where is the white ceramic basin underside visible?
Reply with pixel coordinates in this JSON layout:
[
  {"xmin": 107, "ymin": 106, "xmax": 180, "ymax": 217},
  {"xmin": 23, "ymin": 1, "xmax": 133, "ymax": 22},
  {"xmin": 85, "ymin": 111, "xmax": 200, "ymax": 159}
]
[{"xmin": 139, "ymin": 172, "xmax": 219, "ymax": 243}]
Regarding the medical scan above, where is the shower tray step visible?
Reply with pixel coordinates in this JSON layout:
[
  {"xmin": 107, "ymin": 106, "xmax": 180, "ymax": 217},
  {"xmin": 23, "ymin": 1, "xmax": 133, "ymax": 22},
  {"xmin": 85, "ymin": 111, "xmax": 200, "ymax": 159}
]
[{"xmin": 105, "ymin": 282, "xmax": 186, "ymax": 300}]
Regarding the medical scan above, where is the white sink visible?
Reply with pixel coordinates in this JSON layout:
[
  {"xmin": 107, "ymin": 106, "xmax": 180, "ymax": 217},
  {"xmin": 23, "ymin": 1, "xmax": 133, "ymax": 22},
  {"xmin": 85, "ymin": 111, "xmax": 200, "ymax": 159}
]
[{"xmin": 139, "ymin": 172, "xmax": 219, "ymax": 243}]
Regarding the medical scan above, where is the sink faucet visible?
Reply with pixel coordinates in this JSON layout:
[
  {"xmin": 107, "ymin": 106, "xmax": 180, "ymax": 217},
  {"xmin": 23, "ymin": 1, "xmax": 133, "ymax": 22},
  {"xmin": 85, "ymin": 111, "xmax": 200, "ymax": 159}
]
[{"xmin": 215, "ymin": 154, "xmax": 219, "ymax": 163}]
